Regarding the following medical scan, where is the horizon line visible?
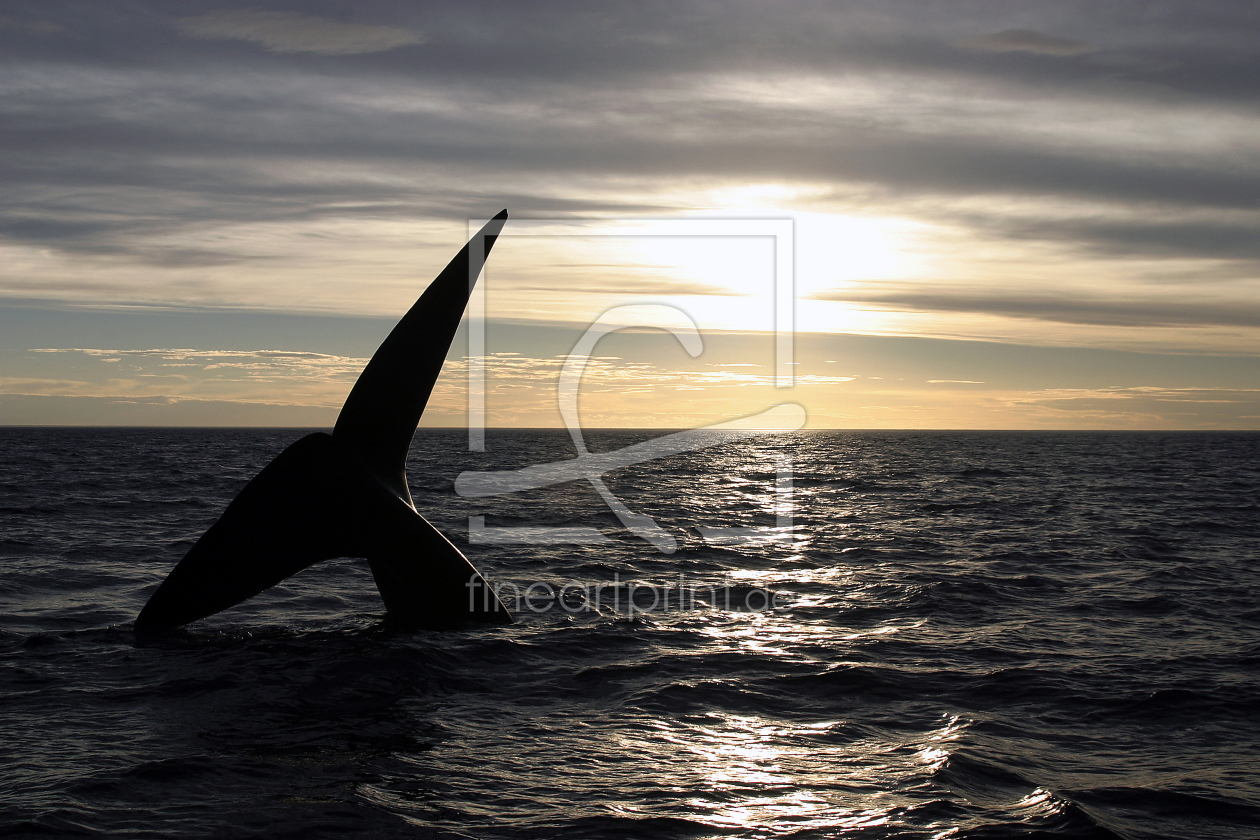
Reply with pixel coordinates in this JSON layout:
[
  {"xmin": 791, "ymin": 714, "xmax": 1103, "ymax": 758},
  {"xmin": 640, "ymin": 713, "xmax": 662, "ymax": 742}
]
[{"xmin": 2, "ymin": 424, "xmax": 1257, "ymax": 433}]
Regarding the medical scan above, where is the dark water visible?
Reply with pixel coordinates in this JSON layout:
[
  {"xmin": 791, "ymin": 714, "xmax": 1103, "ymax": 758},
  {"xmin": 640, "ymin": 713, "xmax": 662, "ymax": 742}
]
[{"xmin": 1, "ymin": 428, "xmax": 1258, "ymax": 839}]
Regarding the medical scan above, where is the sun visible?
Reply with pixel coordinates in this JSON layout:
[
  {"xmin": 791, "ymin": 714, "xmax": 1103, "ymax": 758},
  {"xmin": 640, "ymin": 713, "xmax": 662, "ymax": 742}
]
[{"xmin": 473, "ymin": 204, "xmax": 932, "ymax": 334}]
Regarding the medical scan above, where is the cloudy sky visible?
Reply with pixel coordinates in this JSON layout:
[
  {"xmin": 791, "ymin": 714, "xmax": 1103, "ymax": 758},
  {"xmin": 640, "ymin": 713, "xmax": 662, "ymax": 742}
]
[{"xmin": 2, "ymin": 0, "xmax": 1259, "ymax": 428}]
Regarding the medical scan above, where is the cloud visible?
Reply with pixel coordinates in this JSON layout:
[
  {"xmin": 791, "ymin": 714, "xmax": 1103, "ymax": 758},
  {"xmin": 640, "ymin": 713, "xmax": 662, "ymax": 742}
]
[
  {"xmin": 1006, "ymin": 386, "xmax": 1260, "ymax": 427},
  {"xmin": 961, "ymin": 29, "xmax": 1097, "ymax": 56},
  {"xmin": 0, "ymin": 15, "xmax": 62, "ymax": 35},
  {"xmin": 943, "ymin": 210, "xmax": 1260, "ymax": 262},
  {"xmin": 438, "ymin": 353, "xmax": 857, "ymax": 391},
  {"xmin": 515, "ymin": 278, "xmax": 736, "ymax": 297},
  {"xmin": 30, "ymin": 347, "xmax": 369, "ymax": 377},
  {"xmin": 3, "ymin": 0, "xmax": 1260, "ymax": 360},
  {"xmin": 0, "ymin": 392, "xmax": 339, "ymax": 426},
  {"xmin": 177, "ymin": 10, "xmax": 424, "ymax": 55},
  {"xmin": 10, "ymin": 347, "xmax": 380, "ymax": 409},
  {"xmin": 815, "ymin": 288, "xmax": 1260, "ymax": 330}
]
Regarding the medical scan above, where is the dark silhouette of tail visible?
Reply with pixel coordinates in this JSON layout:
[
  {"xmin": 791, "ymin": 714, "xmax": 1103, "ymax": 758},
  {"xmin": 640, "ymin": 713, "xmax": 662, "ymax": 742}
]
[
  {"xmin": 135, "ymin": 212, "xmax": 512, "ymax": 634},
  {"xmin": 335, "ymin": 209, "xmax": 506, "ymax": 504}
]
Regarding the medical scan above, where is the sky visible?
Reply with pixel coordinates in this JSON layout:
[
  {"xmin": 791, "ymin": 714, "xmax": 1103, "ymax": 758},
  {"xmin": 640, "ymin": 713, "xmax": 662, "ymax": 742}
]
[{"xmin": 2, "ymin": 0, "xmax": 1259, "ymax": 429}]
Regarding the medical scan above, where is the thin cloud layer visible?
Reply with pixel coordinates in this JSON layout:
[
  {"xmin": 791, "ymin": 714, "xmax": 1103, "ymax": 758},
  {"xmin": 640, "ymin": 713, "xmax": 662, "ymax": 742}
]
[
  {"xmin": 960, "ymin": 29, "xmax": 1097, "ymax": 56},
  {"xmin": 815, "ymin": 288, "xmax": 1260, "ymax": 330},
  {"xmin": 177, "ymin": 10, "xmax": 424, "ymax": 55}
]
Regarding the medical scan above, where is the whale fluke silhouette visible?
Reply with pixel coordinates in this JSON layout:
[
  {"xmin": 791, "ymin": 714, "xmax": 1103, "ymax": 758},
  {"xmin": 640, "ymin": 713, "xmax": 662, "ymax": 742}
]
[{"xmin": 135, "ymin": 211, "xmax": 512, "ymax": 634}]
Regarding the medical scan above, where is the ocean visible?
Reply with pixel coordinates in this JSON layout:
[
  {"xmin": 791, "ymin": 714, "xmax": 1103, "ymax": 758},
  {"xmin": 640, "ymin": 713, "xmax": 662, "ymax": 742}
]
[{"xmin": 1, "ymin": 427, "xmax": 1257, "ymax": 839}]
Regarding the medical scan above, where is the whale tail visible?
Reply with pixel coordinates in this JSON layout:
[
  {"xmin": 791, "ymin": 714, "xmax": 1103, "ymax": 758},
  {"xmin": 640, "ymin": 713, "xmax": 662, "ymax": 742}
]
[{"xmin": 136, "ymin": 212, "xmax": 512, "ymax": 634}]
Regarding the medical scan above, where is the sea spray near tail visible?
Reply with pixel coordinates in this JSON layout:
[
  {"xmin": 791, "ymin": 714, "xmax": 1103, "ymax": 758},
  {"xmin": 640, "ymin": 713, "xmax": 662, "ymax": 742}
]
[{"xmin": 135, "ymin": 211, "xmax": 512, "ymax": 633}]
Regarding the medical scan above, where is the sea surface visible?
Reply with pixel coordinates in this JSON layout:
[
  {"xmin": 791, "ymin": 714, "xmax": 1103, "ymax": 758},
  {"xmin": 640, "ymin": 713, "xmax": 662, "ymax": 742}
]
[{"xmin": 1, "ymin": 427, "xmax": 1258, "ymax": 839}]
